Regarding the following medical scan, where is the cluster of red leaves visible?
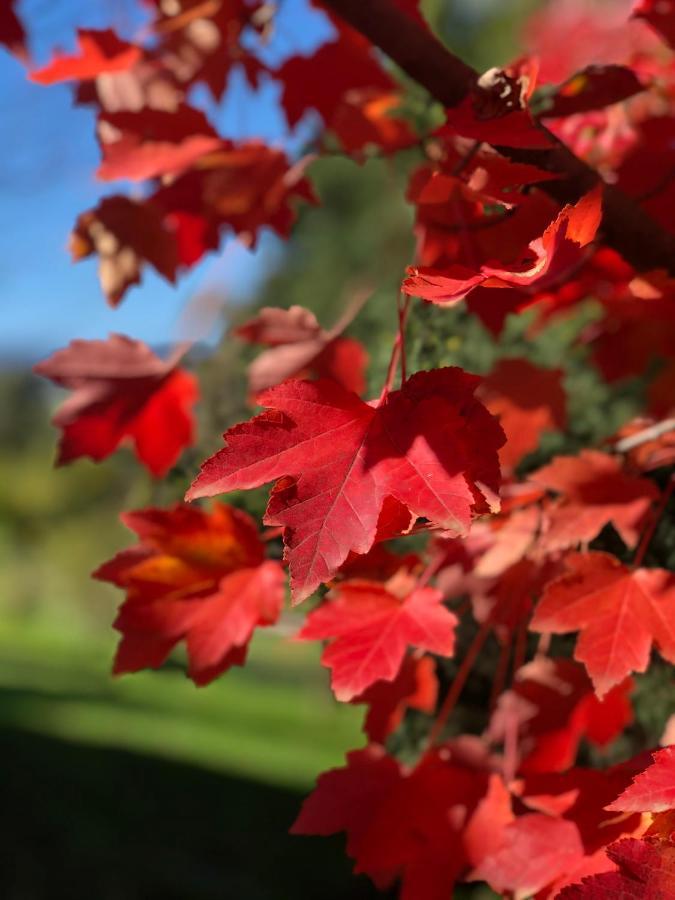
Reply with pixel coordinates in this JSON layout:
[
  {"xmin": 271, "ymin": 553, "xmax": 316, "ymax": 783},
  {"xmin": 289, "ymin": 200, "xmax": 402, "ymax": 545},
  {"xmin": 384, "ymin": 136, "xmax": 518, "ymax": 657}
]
[{"xmin": 24, "ymin": 0, "xmax": 675, "ymax": 897}]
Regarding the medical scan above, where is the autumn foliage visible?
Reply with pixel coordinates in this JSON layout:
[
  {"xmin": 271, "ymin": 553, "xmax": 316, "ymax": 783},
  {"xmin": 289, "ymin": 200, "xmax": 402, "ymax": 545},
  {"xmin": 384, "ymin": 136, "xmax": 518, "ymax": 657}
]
[{"xmin": 14, "ymin": 0, "xmax": 675, "ymax": 896}]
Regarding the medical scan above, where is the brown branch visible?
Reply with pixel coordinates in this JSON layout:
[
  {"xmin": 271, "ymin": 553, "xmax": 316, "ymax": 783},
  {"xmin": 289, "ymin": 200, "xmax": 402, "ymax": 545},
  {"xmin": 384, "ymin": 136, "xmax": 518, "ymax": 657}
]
[{"xmin": 322, "ymin": 0, "xmax": 675, "ymax": 276}]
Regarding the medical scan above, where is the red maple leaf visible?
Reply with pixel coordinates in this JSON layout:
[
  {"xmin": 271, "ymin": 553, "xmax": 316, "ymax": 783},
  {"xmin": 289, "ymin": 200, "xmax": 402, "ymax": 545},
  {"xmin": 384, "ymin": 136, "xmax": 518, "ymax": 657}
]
[
  {"xmin": 277, "ymin": 29, "xmax": 395, "ymax": 129},
  {"xmin": 531, "ymin": 449, "xmax": 658, "ymax": 550},
  {"xmin": 187, "ymin": 368, "xmax": 504, "ymax": 602},
  {"xmin": 34, "ymin": 334, "xmax": 198, "ymax": 477},
  {"xmin": 145, "ymin": 0, "xmax": 266, "ymax": 100},
  {"xmin": 291, "ymin": 744, "xmax": 491, "ymax": 898},
  {"xmin": 351, "ymin": 654, "xmax": 438, "ymax": 743},
  {"xmin": 478, "ymin": 358, "xmax": 567, "ymax": 472},
  {"xmin": 558, "ymin": 836, "xmax": 675, "ymax": 899},
  {"xmin": 94, "ymin": 502, "xmax": 285, "ymax": 685},
  {"xmin": 407, "ymin": 148, "xmax": 558, "ymax": 273},
  {"xmin": 150, "ymin": 141, "xmax": 317, "ymax": 266},
  {"xmin": 298, "ymin": 578, "xmax": 456, "ymax": 701},
  {"xmin": 542, "ymin": 64, "xmax": 645, "ymax": 118},
  {"xmin": 634, "ymin": 0, "xmax": 675, "ymax": 49},
  {"xmin": 404, "ymin": 187, "xmax": 602, "ymax": 305},
  {"xmin": 469, "ymin": 813, "xmax": 585, "ymax": 897},
  {"xmin": 0, "ymin": 0, "xmax": 25, "ymax": 57},
  {"xmin": 70, "ymin": 195, "xmax": 178, "ymax": 306},
  {"xmin": 235, "ymin": 302, "xmax": 368, "ymax": 395},
  {"xmin": 531, "ymin": 551, "xmax": 675, "ymax": 697},
  {"xmin": 30, "ymin": 29, "xmax": 141, "ymax": 84},
  {"xmin": 96, "ymin": 105, "xmax": 222, "ymax": 182},
  {"xmin": 608, "ymin": 746, "xmax": 675, "ymax": 814},
  {"xmin": 329, "ymin": 91, "xmax": 417, "ymax": 158},
  {"xmin": 489, "ymin": 657, "xmax": 633, "ymax": 774}
]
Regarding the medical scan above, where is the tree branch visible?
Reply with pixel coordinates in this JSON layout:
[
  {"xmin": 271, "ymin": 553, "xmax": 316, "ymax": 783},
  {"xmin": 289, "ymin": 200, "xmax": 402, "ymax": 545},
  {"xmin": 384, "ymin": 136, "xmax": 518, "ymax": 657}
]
[
  {"xmin": 322, "ymin": 0, "xmax": 675, "ymax": 276},
  {"xmin": 614, "ymin": 417, "xmax": 675, "ymax": 453}
]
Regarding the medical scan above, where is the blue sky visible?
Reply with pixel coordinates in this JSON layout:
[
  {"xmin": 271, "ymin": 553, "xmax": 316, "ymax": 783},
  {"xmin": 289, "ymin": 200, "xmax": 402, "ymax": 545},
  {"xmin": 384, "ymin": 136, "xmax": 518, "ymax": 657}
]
[{"xmin": 0, "ymin": 0, "xmax": 330, "ymax": 363}]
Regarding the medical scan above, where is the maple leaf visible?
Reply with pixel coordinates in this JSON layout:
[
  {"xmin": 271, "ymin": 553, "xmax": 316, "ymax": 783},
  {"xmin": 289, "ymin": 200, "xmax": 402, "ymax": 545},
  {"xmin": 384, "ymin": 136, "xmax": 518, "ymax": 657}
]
[
  {"xmin": 440, "ymin": 59, "xmax": 552, "ymax": 150},
  {"xmin": 351, "ymin": 654, "xmax": 438, "ymax": 743},
  {"xmin": 517, "ymin": 765, "xmax": 644, "ymax": 856},
  {"xmin": 291, "ymin": 744, "xmax": 491, "ymax": 898},
  {"xmin": 34, "ymin": 334, "xmax": 198, "ymax": 477},
  {"xmin": 489, "ymin": 657, "xmax": 633, "ymax": 774},
  {"xmin": 145, "ymin": 0, "xmax": 266, "ymax": 100},
  {"xmin": 187, "ymin": 368, "xmax": 504, "ymax": 602},
  {"xmin": 407, "ymin": 150, "xmax": 559, "ymax": 274},
  {"xmin": 329, "ymin": 91, "xmax": 417, "ymax": 159},
  {"xmin": 634, "ymin": 0, "xmax": 675, "ymax": 49},
  {"xmin": 298, "ymin": 579, "xmax": 457, "ymax": 701},
  {"xmin": 541, "ymin": 64, "xmax": 646, "ymax": 118},
  {"xmin": 70, "ymin": 195, "xmax": 178, "ymax": 306},
  {"xmin": 608, "ymin": 746, "xmax": 675, "ymax": 814},
  {"xmin": 277, "ymin": 29, "xmax": 395, "ymax": 130},
  {"xmin": 469, "ymin": 813, "xmax": 584, "ymax": 898},
  {"xmin": 558, "ymin": 836, "xmax": 675, "ymax": 899},
  {"xmin": 478, "ymin": 358, "xmax": 567, "ymax": 472},
  {"xmin": 403, "ymin": 187, "xmax": 602, "ymax": 305},
  {"xmin": 94, "ymin": 503, "xmax": 285, "ymax": 685},
  {"xmin": 235, "ymin": 302, "xmax": 368, "ymax": 395},
  {"xmin": 531, "ymin": 449, "xmax": 658, "ymax": 550},
  {"xmin": 30, "ymin": 29, "xmax": 141, "ymax": 84},
  {"xmin": 0, "ymin": 0, "xmax": 25, "ymax": 58},
  {"xmin": 150, "ymin": 141, "xmax": 317, "ymax": 266},
  {"xmin": 96, "ymin": 105, "xmax": 222, "ymax": 182},
  {"xmin": 531, "ymin": 551, "xmax": 675, "ymax": 697}
]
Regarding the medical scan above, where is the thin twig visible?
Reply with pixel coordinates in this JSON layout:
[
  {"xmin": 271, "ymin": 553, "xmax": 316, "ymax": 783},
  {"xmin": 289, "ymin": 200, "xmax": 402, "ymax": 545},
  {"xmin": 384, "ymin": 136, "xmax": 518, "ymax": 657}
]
[
  {"xmin": 426, "ymin": 617, "xmax": 492, "ymax": 747},
  {"xmin": 613, "ymin": 418, "xmax": 675, "ymax": 454},
  {"xmin": 379, "ymin": 292, "xmax": 411, "ymax": 400},
  {"xmin": 632, "ymin": 475, "xmax": 675, "ymax": 569}
]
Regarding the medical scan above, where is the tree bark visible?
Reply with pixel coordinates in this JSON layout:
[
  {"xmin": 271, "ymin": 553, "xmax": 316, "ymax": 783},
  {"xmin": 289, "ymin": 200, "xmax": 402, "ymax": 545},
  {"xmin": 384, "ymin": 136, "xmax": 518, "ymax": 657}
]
[{"xmin": 322, "ymin": 0, "xmax": 675, "ymax": 276}]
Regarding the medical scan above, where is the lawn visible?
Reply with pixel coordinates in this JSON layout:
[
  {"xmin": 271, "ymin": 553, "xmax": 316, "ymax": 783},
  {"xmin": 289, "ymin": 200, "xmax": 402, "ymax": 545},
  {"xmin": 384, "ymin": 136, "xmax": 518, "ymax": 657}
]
[{"xmin": 0, "ymin": 617, "xmax": 383, "ymax": 900}]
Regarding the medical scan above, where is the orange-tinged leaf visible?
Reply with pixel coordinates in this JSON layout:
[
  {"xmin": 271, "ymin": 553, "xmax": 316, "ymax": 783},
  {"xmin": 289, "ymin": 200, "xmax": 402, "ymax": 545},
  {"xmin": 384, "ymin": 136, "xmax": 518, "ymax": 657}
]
[
  {"xmin": 479, "ymin": 358, "xmax": 567, "ymax": 471},
  {"xmin": 298, "ymin": 580, "xmax": 456, "ymax": 700},
  {"xmin": 94, "ymin": 503, "xmax": 285, "ymax": 685},
  {"xmin": 531, "ymin": 552, "xmax": 675, "ymax": 697},
  {"xmin": 531, "ymin": 449, "xmax": 658, "ymax": 550},
  {"xmin": 30, "ymin": 29, "xmax": 141, "ymax": 84}
]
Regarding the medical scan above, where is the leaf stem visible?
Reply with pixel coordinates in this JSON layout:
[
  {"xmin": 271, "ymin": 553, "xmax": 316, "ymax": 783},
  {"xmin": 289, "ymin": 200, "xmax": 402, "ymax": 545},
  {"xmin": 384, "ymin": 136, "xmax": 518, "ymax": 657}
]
[
  {"xmin": 490, "ymin": 636, "xmax": 511, "ymax": 711},
  {"xmin": 426, "ymin": 616, "xmax": 492, "ymax": 747},
  {"xmin": 380, "ymin": 292, "xmax": 411, "ymax": 400},
  {"xmin": 512, "ymin": 616, "xmax": 529, "ymax": 677}
]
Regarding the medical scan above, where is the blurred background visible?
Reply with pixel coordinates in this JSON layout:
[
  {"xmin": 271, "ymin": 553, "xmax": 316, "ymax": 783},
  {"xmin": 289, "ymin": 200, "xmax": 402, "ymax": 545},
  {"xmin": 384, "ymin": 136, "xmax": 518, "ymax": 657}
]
[{"xmin": 0, "ymin": 1, "xmax": 636, "ymax": 898}]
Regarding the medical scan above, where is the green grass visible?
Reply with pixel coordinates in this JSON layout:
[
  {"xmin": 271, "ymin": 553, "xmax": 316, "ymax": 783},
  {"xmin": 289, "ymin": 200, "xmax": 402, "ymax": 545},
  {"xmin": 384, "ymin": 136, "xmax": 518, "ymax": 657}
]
[{"xmin": 0, "ymin": 616, "xmax": 364, "ymax": 790}]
